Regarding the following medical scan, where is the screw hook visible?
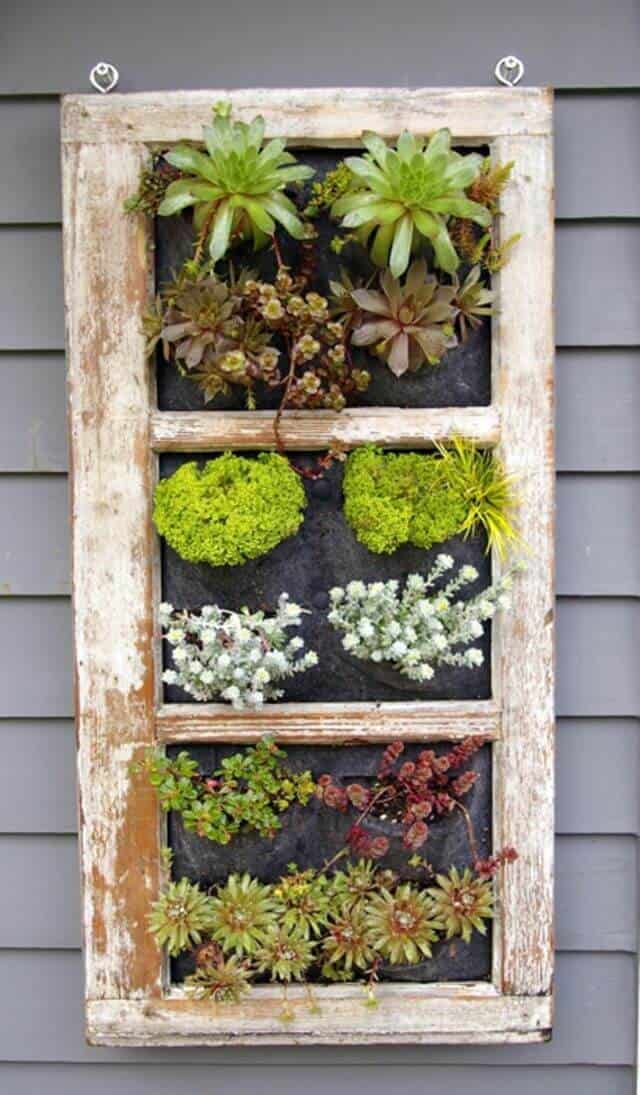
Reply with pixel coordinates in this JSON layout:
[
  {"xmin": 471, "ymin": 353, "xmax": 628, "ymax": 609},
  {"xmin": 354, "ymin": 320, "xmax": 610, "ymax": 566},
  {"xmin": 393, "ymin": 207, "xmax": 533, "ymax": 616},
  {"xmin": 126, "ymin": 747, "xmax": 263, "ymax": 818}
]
[
  {"xmin": 494, "ymin": 55, "xmax": 524, "ymax": 87},
  {"xmin": 89, "ymin": 62, "xmax": 119, "ymax": 94}
]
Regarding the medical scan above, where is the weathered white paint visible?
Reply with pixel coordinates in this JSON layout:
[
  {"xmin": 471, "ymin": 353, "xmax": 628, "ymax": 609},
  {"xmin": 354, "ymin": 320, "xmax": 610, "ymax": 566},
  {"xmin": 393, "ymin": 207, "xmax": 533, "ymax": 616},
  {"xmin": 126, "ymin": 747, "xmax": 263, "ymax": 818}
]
[
  {"xmin": 150, "ymin": 406, "xmax": 501, "ymax": 452},
  {"xmin": 62, "ymin": 139, "xmax": 163, "ymax": 1000},
  {"xmin": 156, "ymin": 699, "xmax": 501, "ymax": 742},
  {"xmin": 61, "ymin": 87, "xmax": 553, "ymax": 146},
  {"xmin": 62, "ymin": 86, "xmax": 555, "ymax": 1045},
  {"xmin": 490, "ymin": 131, "xmax": 555, "ymax": 996},
  {"xmin": 87, "ymin": 990, "xmax": 552, "ymax": 1046}
]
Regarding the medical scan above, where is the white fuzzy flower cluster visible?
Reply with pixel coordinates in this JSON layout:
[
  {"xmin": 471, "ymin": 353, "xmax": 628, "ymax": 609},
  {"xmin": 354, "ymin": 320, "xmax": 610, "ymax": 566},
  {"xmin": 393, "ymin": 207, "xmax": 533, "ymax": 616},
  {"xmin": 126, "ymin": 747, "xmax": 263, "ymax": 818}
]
[
  {"xmin": 327, "ymin": 554, "xmax": 519, "ymax": 683},
  {"xmin": 159, "ymin": 596, "xmax": 318, "ymax": 709}
]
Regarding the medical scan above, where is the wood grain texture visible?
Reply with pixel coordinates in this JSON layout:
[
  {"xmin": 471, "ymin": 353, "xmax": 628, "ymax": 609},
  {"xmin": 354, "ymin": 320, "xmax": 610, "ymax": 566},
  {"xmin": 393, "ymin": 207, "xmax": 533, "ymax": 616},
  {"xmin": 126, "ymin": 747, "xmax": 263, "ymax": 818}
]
[
  {"xmin": 490, "ymin": 132, "xmax": 555, "ymax": 996},
  {"xmin": 62, "ymin": 139, "xmax": 162, "ymax": 1000},
  {"xmin": 156, "ymin": 699, "xmax": 500, "ymax": 742},
  {"xmin": 151, "ymin": 406, "xmax": 500, "ymax": 452},
  {"xmin": 61, "ymin": 88, "xmax": 552, "ymax": 145},
  {"xmin": 87, "ymin": 990, "xmax": 551, "ymax": 1046}
]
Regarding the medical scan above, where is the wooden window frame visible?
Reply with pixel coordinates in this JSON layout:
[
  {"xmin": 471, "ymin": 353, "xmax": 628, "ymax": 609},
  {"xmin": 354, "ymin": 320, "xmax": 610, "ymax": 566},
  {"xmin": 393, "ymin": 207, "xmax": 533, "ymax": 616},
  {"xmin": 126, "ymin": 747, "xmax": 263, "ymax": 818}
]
[{"xmin": 61, "ymin": 87, "xmax": 555, "ymax": 1046}]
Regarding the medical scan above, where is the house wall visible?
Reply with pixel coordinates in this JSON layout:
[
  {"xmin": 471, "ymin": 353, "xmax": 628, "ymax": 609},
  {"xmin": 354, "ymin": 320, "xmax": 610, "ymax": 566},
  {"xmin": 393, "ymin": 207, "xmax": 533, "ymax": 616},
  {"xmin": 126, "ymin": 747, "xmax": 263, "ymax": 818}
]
[{"xmin": 0, "ymin": 1, "xmax": 638, "ymax": 1091}]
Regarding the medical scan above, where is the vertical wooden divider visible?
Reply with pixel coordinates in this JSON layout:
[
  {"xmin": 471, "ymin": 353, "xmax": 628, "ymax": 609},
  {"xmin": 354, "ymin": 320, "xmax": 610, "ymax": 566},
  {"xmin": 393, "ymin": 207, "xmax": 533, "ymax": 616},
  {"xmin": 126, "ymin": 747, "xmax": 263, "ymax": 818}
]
[
  {"xmin": 491, "ymin": 126, "xmax": 555, "ymax": 996},
  {"xmin": 63, "ymin": 139, "xmax": 162, "ymax": 1000}
]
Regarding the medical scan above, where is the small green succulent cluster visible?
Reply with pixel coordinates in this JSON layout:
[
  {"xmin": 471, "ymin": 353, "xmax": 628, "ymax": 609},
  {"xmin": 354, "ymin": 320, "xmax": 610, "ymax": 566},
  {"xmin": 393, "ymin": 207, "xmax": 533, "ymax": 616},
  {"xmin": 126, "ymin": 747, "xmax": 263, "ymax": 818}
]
[
  {"xmin": 153, "ymin": 452, "xmax": 306, "ymax": 567},
  {"xmin": 148, "ymin": 860, "xmax": 496, "ymax": 1001},
  {"xmin": 342, "ymin": 441, "xmax": 519, "ymax": 557},
  {"xmin": 140, "ymin": 738, "xmax": 316, "ymax": 844},
  {"xmin": 331, "ymin": 129, "xmax": 492, "ymax": 277},
  {"xmin": 156, "ymin": 104, "xmax": 314, "ymax": 264}
]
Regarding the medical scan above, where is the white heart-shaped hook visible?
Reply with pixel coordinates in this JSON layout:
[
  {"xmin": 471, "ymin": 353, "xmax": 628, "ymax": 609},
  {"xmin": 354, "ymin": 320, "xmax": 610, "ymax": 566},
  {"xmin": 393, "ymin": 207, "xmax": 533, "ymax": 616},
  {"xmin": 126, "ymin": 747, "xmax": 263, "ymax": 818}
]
[
  {"xmin": 494, "ymin": 55, "xmax": 524, "ymax": 87},
  {"xmin": 89, "ymin": 62, "xmax": 119, "ymax": 94}
]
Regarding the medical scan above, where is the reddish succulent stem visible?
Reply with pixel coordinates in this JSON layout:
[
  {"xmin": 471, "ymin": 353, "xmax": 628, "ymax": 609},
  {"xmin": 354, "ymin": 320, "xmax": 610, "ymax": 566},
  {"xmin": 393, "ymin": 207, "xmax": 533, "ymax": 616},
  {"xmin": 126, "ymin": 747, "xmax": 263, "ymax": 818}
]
[{"xmin": 455, "ymin": 801, "xmax": 479, "ymax": 865}]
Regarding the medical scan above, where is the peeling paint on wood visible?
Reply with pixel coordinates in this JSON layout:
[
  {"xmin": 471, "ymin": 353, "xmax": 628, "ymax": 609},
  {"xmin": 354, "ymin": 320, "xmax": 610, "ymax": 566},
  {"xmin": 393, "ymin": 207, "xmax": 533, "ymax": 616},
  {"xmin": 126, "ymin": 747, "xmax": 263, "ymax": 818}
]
[
  {"xmin": 150, "ymin": 406, "xmax": 501, "ymax": 452},
  {"xmin": 63, "ymin": 87, "xmax": 554, "ymax": 1045},
  {"xmin": 156, "ymin": 699, "xmax": 501, "ymax": 743},
  {"xmin": 86, "ymin": 990, "xmax": 552, "ymax": 1046},
  {"xmin": 62, "ymin": 140, "xmax": 162, "ymax": 1001},
  {"xmin": 61, "ymin": 88, "xmax": 553, "ymax": 146}
]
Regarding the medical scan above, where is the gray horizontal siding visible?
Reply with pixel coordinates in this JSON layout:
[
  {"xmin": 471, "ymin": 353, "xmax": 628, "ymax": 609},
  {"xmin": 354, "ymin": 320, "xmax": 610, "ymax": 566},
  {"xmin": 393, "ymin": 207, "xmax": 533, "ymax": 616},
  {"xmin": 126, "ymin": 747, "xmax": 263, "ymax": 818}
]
[
  {"xmin": 556, "ymin": 94, "xmax": 640, "ymax": 218},
  {"xmin": 556, "ymin": 223, "xmax": 640, "ymax": 346},
  {"xmin": 2, "ymin": 349, "xmax": 639, "ymax": 475},
  {"xmin": 0, "ymin": 600, "xmax": 72, "ymax": 717},
  {"xmin": 556, "ymin": 600, "xmax": 640, "ymax": 717},
  {"xmin": 2, "ymin": 473, "xmax": 638, "ymax": 596},
  {"xmin": 3, "ymin": 95, "xmax": 639, "ymax": 224},
  {"xmin": 3, "ymin": 598, "xmax": 638, "ymax": 718},
  {"xmin": 0, "ymin": 477, "xmax": 69, "ymax": 595},
  {"xmin": 1, "ymin": 833, "xmax": 632, "ymax": 951},
  {"xmin": 556, "ymin": 350, "xmax": 640, "ymax": 472},
  {"xmin": 1, "ymin": 717, "xmax": 637, "ymax": 837},
  {"xmin": 1, "ymin": 2, "xmax": 639, "ymax": 94},
  {"xmin": 556, "ymin": 720, "xmax": 640, "ymax": 835},
  {"xmin": 0, "ymin": 951, "xmax": 631, "ymax": 1064},
  {"xmin": 0, "ymin": 67, "xmax": 637, "ymax": 1094},
  {"xmin": 4, "ymin": 223, "xmax": 639, "ymax": 352},
  {"xmin": 0, "ymin": 228, "xmax": 63, "ymax": 350},
  {"xmin": 0, "ymin": 1065, "xmax": 633, "ymax": 1095},
  {"xmin": 0, "ymin": 720, "xmax": 76, "ymax": 833},
  {"xmin": 556, "ymin": 475, "xmax": 640, "ymax": 595},
  {"xmin": 0, "ymin": 100, "xmax": 61, "ymax": 223},
  {"xmin": 0, "ymin": 354, "xmax": 67, "ymax": 472}
]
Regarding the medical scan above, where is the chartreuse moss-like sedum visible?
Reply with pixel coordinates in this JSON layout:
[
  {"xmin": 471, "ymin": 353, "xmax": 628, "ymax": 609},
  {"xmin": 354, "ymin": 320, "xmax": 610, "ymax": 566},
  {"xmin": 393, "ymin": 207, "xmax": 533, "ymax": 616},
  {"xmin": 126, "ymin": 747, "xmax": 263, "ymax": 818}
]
[
  {"xmin": 342, "ymin": 445, "xmax": 467, "ymax": 554},
  {"xmin": 153, "ymin": 452, "xmax": 306, "ymax": 567}
]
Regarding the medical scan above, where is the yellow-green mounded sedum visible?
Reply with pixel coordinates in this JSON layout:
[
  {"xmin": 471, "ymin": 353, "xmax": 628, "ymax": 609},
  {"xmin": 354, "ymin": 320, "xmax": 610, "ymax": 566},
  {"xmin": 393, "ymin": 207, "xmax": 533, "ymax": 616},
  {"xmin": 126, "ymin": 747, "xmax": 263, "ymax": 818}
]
[
  {"xmin": 153, "ymin": 452, "xmax": 307, "ymax": 567},
  {"xmin": 342, "ymin": 445, "xmax": 467, "ymax": 554}
]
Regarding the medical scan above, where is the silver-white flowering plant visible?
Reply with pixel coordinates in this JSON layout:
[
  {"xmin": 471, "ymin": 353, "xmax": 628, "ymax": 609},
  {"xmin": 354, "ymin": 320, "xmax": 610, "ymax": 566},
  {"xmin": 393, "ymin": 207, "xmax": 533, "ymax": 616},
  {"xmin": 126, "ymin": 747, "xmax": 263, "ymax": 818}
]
[
  {"xmin": 159, "ymin": 595, "xmax": 318, "ymax": 708},
  {"xmin": 327, "ymin": 554, "xmax": 521, "ymax": 682}
]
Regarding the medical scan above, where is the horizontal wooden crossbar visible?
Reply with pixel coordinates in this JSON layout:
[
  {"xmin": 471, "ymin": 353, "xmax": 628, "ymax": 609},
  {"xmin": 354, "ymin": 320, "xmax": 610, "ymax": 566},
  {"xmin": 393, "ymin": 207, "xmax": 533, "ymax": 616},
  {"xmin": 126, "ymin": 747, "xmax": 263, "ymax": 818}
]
[
  {"xmin": 61, "ymin": 87, "xmax": 553, "ymax": 146},
  {"xmin": 150, "ymin": 406, "xmax": 501, "ymax": 452},
  {"xmin": 87, "ymin": 988, "xmax": 551, "ymax": 1046},
  {"xmin": 155, "ymin": 699, "xmax": 501, "ymax": 743}
]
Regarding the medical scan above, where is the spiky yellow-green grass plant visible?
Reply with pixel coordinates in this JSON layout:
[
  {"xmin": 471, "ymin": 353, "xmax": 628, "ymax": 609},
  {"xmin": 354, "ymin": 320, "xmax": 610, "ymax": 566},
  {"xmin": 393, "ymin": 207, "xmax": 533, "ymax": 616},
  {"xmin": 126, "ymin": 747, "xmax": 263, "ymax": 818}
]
[{"xmin": 434, "ymin": 436, "xmax": 520, "ymax": 559}]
